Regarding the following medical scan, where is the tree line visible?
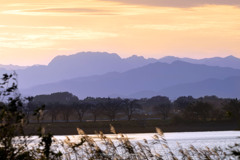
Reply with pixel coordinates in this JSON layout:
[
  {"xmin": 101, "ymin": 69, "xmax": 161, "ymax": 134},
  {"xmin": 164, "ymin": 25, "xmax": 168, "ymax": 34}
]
[{"xmin": 24, "ymin": 92, "xmax": 240, "ymax": 123}]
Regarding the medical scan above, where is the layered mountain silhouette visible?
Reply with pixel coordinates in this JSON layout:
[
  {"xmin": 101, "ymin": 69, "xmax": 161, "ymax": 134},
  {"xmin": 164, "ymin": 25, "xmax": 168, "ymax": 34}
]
[
  {"xmin": 159, "ymin": 76, "xmax": 240, "ymax": 99},
  {"xmin": 21, "ymin": 60, "xmax": 240, "ymax": 99},
  {"xmin": 129, "ymin": 76, "xmax": 240, "ymax": 99},
  {"xmin": 0, "ymin": 52, "xmax": 157, "ymax": 88},
  {"xmin": 159, "ymin": 55, "xmax": 240, "ymax": 69},
  {"xmin": 1, "ymin": 52, "xmax": 240, "ymax": 99}
]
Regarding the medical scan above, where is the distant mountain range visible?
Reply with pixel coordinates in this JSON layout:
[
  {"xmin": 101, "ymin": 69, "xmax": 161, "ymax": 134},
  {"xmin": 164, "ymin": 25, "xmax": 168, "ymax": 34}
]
[
  {"xmin": 129, "ymin": 76, "xmax": 240, "ymax": 99},
  {"xmin": 159, "ymin": 55, "xmax": 240, "ymax": 69},
  {"xmin": 1, "ymin": 52, "xmax": 240, "ymax": 99},
  {"xmin": 159, "ymin": 76, "xmax": 240, "ymax": 99},
  {"xmin": 1, "ymin": 52, "xmax": 157, "ymax": 88},
  {"xmin": 0, "ymin": 64, "xmax": 28, "ymax": 70}
]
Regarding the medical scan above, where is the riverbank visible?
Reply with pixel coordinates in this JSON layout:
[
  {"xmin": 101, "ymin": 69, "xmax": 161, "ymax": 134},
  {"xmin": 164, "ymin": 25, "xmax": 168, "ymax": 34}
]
[{"xmin": 24, "ymin": 120, "xmax": 239, "ymax": 135}]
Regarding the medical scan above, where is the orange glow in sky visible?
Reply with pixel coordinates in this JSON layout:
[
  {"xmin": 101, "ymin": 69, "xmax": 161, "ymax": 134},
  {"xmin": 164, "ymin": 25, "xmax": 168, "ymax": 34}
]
[{"xmin": 1, "ymin": 0, "xmax": 240, "ymax": 65}]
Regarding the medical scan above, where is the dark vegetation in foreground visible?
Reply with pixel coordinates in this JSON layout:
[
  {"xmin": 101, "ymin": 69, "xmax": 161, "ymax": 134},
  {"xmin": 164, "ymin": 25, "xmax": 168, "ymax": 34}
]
[{"xmin": 1, "ymin": 73, "xmax": 240, "ymax": 159}]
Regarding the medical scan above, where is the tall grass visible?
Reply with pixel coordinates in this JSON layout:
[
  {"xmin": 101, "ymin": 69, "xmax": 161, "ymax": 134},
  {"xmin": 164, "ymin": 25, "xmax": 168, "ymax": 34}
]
[
  {"xmin": 1, "ymin": 124, "xmax": 239, "ymax": 159},
  {"xmin": 43, "ymin": 126, "xmax": 237, "ymax": 160}
]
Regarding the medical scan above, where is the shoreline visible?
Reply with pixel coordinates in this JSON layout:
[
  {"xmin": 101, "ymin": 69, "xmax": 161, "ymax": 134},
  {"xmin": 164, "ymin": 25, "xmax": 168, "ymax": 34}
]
[{"xmin": 24, "ymin": 120, "xmax": 239, "ymax": 135}]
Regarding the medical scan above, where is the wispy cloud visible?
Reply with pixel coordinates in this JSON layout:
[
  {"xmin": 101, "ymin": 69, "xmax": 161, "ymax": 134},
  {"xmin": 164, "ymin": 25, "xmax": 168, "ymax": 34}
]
[
  {"xmin": 0, "ymin": 41, "xmax": 53, "ymax": 49},
  {"xmin": 2, "ymin": 7, "xmax": 115, "ymax": 16},
  {"xmin": 130, "ymin": 24, "xmax": 210, "ymax": 31},
  {"xmin": 0, "ymin": 25, "xmax": 7, "ymax": 28},
  {"xmin": 103, "ymin": 0, "xmax": 240, "ymax": 8},
  {"xmin": 0, "ymin": 29, "xmax": 118, "ymax": 48},
  {"xmin": 0, "ymin": 25, "xmax": 71, "ymax": 29},
  {"xmin": 129, "ymin": 21, "xmax": 237, "ymax": 31},
  {"xmin": 28, "ymin": 8, "xmax": 106, "ymax": 13},
  {"xmin": 1, "ymin": 0, "xmax": 153, "ymax": 16}
]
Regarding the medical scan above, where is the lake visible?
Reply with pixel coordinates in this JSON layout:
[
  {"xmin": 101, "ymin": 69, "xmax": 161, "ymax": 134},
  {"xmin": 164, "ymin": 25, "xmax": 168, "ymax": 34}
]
[
  {"xmin": 53, "ymin": 130, "xmax": 240, "ymax": 159},
  {"xmin": 122, "ymin": 131, "xmax": 240, "ymax": 149},
  {"xmin": 56, "ymin": 130, "xmax": 240, "ymax": 148}
]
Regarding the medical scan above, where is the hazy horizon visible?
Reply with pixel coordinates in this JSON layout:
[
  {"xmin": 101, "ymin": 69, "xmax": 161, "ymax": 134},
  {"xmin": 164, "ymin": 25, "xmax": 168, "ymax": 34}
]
[{"xmin": 1, "ymin": 51, "xmax": 239, "ymax": 66}]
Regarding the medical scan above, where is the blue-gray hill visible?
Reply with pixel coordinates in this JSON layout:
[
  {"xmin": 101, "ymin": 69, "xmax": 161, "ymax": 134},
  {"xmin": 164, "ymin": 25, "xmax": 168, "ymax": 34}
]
[{"xmin": 21, "ymin": 61, "xmax": 240, "ymax": 99}]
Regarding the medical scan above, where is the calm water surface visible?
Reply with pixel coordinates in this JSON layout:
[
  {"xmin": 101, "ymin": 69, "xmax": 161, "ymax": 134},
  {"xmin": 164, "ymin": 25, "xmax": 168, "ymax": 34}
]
[
  {"xmin": 52, "ymin": 131, "xmax": 240, "ymax": 159},
  {"xmin": 55, "ymin": 131, "xmax": 240, "ymax": 149}
]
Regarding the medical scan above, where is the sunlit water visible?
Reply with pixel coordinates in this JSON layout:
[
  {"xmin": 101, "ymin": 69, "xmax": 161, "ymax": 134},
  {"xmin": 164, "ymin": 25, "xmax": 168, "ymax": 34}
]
[
  {"xmin": 55, "ymin": 131, "xmax": 240, "ymax": 157},
  {"xmin": 124, "ymin": 131, "xmax": 240, "ymax": 149},
  {"xmin": 26, "ymin": 131, "xmax": 240, "ymax": 159},
  {"xmin": 55, "ymin": 131, "xmax": 240, "ymax": 149}
]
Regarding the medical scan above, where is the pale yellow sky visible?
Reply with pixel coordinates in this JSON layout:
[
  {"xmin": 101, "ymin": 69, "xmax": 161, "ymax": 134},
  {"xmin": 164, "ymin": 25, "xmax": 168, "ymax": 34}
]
[{"xmin": 0, "ymin": 0, "xmax": 240, "ymax": 65}]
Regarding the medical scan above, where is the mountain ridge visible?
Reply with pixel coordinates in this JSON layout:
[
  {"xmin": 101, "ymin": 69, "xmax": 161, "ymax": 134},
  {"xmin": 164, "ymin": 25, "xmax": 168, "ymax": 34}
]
[
  {"xmin": 1, "ymin": 51, "xmax": 240, "ymax": 99},
  {"xmin": 21, "ymin": 60, "xmax": 240, "ymax": 99}
]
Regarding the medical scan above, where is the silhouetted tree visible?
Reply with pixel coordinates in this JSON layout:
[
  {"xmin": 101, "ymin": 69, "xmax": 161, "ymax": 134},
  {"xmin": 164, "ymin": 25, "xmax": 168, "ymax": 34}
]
[
  {"xmin": 183, "ymin": 101, "xmax": 213, "ymax": 121},
  {"xmin": 0, "ymin": 73, "xmax": 63, "ymax": 159},
  {"xmin": 0, "ymin": 73, "xmax": 29, "ymax": 159},
  {"xmin": 74, "ymin": 101, "xmax": 89, "ymax": 122},
  {"xmin": 84, "ymin": 97, "xmax": 103, "ymax": 122},
  {"xmin": 224, "ymin": 99, "xmax": 240, "ymax": 121},
  {"xmin": 47, "ymin": 103, "xmax": 61, "ymax": 123},
  {"xmin": 153, "ymin": 97, "xmax": 172, "ymax": 120},
  {"xmin": 23, "ymin": 96, "xmax": 34, "ymax": 123},
  {"xmin": 103, "ymin": 98, "xmax": 122, "ymax": 121},
  {"xmin": 122, "ymin": 99, "xmax": 142, "ymax": 121},
  {"xmin": 33, "ymin": 104, "xmax": 46, "ymax": 123},
  {"xmin": 174, "ymin": 96, "xmax": 196, "ymax": 111},
  {"xmin": 60, "ymin": 104, "xmax": 73, "ymax": 122},
  {"xmin": 33, "ymin": 92, "xmax": 79, "ymax": 105}
]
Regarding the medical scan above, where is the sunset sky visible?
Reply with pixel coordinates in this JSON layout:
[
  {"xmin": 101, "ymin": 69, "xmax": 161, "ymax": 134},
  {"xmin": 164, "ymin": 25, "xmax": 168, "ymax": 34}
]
[{"xmin": 1, "ymin": 0, "xmax": 240, "ymax": 65}]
